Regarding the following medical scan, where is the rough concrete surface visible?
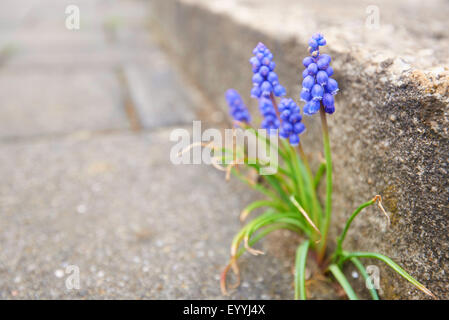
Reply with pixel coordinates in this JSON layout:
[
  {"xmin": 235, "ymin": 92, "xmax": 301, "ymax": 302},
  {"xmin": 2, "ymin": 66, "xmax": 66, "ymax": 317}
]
[
  {"xmin": 0, "ymin": 0, "xmax": 299, "ymax": 299},
  {"xmin": 150, "ymin": 0, "xmax": 449, "ymax": 299},
  {"xmin": 0, "ymin": 130, "xmax": 295, "ymax": 299}
]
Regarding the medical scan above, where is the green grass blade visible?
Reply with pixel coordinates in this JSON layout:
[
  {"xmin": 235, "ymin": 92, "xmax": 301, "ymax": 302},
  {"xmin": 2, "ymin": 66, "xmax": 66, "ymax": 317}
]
[
  {"xmin": 295, "ymin": 240, "xmax": 310, "ymax": 300},
  {"xmin": 313, "ymin": 162, "xmax": 326, "ymax": 189},
  {"xmin": 349, "ymin": 257, "xmax": 379, "ymax": 300},
  {"xmin": 240, "ymin": 200, "xmax": 286, "ymax": 221},
  {"xmin": 342, "ymin": 251, "xmax": 436, "ymax": 299},
  {"xmin": 334, "ymin": 198, "xmax": 376, "ymax": 257},
  {"xmin": 328, "ymin": 264, "xmax": 359, "ymax": 300}
]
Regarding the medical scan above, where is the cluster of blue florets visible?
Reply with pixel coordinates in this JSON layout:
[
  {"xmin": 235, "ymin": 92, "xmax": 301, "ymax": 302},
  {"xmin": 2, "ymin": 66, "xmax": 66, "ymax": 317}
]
[
  {"xmin": 258, "ymin": 98, "xmax": 280, "ymax": 133},
  {"xmin": 300, "ymin": 33, "xmax": 338, "ymax": 115},
  {"xmin": 225, "ymin": 89, "xmax": 251, "ymax": 124},
  {"xmin": 224, "ymin": 34, "xmax": 337, "ymax": 145},
  {"xmin": 249, "ymin": 42, "xmax": 286, "ymax": 98},
  {"xmin": 278, "ymin": 98, "xmax": 305, "ymax": 146}
]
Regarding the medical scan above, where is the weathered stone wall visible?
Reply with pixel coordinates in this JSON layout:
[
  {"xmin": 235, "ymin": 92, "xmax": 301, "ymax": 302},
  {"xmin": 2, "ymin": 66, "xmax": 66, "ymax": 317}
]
[{"xmin": 149, "ymin": 0, "xmax": 449, "ymax": 299}]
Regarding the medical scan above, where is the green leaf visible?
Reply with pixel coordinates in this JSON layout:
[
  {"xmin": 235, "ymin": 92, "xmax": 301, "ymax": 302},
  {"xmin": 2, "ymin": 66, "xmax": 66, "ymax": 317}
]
[
  {"xmin": 240, "ymin": 200, "xmax": 286, "ymax": 221},
  {"xmin": 294, "ymin": 240, "xmax": 310, "ymax": 300},
  {"xmin": 342, "ymin": 251, "xmax": 436, "ymax": 299},
  {"xmin": 349, "ymin": 257, "xmax": 379, "ymax": 300},
  {"xmin": 334, "ymin": 198, "xmax": 377, "ymax": 258},
  {"xmin": 328, "ymin": 264, "xmax": 359, "ymax": 300},
  {"xmin": 313, "ymin": 162, "xmax": 326, "ymax": 189}
]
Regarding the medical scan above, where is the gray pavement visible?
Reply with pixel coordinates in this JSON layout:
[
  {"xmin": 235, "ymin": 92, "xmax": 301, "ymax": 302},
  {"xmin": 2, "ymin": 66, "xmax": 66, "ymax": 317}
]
[{"xmin": 0, "ymin": 0, "xmax": 298, "ymax": 299}]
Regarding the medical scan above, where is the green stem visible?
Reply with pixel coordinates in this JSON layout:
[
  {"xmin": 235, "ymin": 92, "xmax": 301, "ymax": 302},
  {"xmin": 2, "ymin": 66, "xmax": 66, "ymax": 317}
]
[
  {"xmin": 283, "ymin": 140, "xmax": 307, "ymax": 205},
  {"xmin": 318, "ymin": 106, "xmax": 332, "ymax": 262},
  {"xmin": 349, "ymin": 257, "xmax": 379, "ymax": 300},
  {"xmin": 297, "ymin": 143, "xmax": 322, "ymax": 228},
  {"xmin": 295, "ymin": 240, "xmax": 310, "ymax": 300},
  {"xmin": 334, "ymin": 198, "xmax": 376, "ymax": 259},
  {"xmin": 328, "ymin": 264, "xmax": 359, "ymax": 300}
]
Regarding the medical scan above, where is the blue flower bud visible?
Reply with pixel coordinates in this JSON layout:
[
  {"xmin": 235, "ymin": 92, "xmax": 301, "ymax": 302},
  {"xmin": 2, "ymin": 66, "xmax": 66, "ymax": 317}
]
[
  {"xmin": 317, "ymin": 57, "xmax": 329, "ymax": 70},
  {"xmin": 316, "ymin": 70, "xmax": 329, "ymax": 85},
  {"xmin": 308, "ymin": 39, "xmax": 318, "ymax": 49},
  {"xmin": 303, "ymin": 56, "xmax": 314, "ymax": 67},
  {"xmin": 279, "ymin": 128, "xmax": 289, "ymax": 139},
  {"xmin": 324, "ymin": 105, "xmax": 335, "ymax": 114},
  {"xmin": 280, "ymin": 110, "xmax": 291, "ymax": 121},
  {"xmin": 323, "ymin": 93, "xmax": 334, "ymax": 108},
  {"xmin": 307, "ymin": 63, "xmax": 318, "ymax": 75},
  {"xmin": 273, "ymin": 84, "xmax": 286, "ymax": 96},
  {"xmin": 259, "ymin": 65, "xmax": 269, "ymax": 76},
  {"xmin": 320, "ymin": 54, "xmax": 331, "ymax": 64},
  {"xmin": 300, "ymin": 89, "xmax": 311, "ymax": 102},
  {"xmin": 325, "ymin": 78, "xmax": 339, "ymax": 95},
  {"xmin": 262, "ymin": 57, "xmax": 271, "ymax": 66},
  {"xmin": 282, "ymin": 122, "xmax": 293, "ymax": 134},
  {"xmin": 267, "ymin": 72, "xmax": 278, "ymax": 83},
  {"xmin": 289, "ymin": 113, "xmax": 302, "ymax": 123},
  {"xmin": 303, "ymin": 100, "xmax": 321, "ymax": 116},
  {"xmin": 269, "ymin": 61, "xmax": 276, "ymax": 70},
  {"xmin": 252, "ymin": 73, "xmax": 264, "ymax": 84},
  {"xmin": 302, "ymin": 75, "xmax": 315, "ymax": 91},
  {"xmin": 311, "ymin": 84, "xmax": 324, "ymax": 100},
  {"xmin": 318, "ymin": 38, "xmax": 326, "ymax": 46},
  {"xmin": 326, "ymin": 66, "xmax": 334, "ymax": 77},
  {"xmin": 260, "ymin": 81, "xmax": 273, "ymax": 95},
  {"xmin": 249, "ymin": 56, "xmax": 258, "ymax": 65},
  {"xmin": 251, "ymin": 86, "xmax": 261, "ymax": 98},
  {"xmin": 302, "ymin": 69, "xmax": 309, "ymax": 78},
  {"xmin": 293, "ymin": 122, "xmax": 306, "ymax": 134},
  {"xmin": 289, "ymin": 134, "xmax": 300, "ymax": 146}
]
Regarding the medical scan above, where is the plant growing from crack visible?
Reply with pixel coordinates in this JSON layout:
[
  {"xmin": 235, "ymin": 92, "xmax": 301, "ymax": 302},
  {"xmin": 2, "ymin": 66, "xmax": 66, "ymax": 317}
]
[{"xmin": 188, "ymin": 34, "xmax": 435, "ymax": 300}]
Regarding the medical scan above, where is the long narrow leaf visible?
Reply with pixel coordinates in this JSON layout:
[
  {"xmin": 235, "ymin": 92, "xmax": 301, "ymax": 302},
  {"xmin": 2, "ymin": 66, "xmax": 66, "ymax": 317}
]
[
  {"xmin": 349, "ymin": 257, "xmax": 379, "ymax": 300},
  {"xmin": 295, "ymin": 240, "xmax": 310, "ymax": 300},
  {"xmin": 240, "ymin": 200, "xmax": 286, "ymax": 221},
  {"xmin": 342, "ymin": 251, "xmax": 436, "ymax": 299},
  {"xmin": 328, "ymin": 264, "xmax": 359, "ymax": 300}
]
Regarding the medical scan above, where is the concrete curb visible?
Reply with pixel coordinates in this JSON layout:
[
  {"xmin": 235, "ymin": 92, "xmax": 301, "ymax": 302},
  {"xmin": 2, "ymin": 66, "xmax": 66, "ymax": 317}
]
[{"xmin": 149, "ymin": 0, "xmax": 449, "ymax": 299}]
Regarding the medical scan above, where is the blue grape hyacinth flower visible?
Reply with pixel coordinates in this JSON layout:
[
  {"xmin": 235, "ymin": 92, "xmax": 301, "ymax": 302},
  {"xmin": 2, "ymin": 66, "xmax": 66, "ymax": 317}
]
[
  {"xmin": 258, "ymin": 97, "xmax": 280, "ymax": 134},
  {"xmin": 250, "ymin": 42, "xmax": 286, "ymax": 98},
  {"xmin": 225, "ymin": 89, "xmax": 251, "ymax": 124},
  {"xmin": 278, "ymin": 98, "xmax": 305, "ymax": 146},
  {"xmin": 300, "ymin": 33, "xmax": 338, "ymax": 115}
]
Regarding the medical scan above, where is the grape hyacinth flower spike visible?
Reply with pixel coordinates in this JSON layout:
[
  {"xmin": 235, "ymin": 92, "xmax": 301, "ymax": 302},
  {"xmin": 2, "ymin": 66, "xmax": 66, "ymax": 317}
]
[
  {"xmin": 278, "ymin": 98, "xmax": 305, "ymax": 146},
  {"xmin": 249, "ymin": 42, "xmax": 286, "ymax": 98},
  {"xmin": 249, "ymin": 42, "xmax": 285, "ymax": 134},
  {"xmin": 225, "ymin": 89, "xmax": 251, "ymax": 125},
  {"xmin": 300, "ymin": 33, "xmax": 338, "ymax": 115}
]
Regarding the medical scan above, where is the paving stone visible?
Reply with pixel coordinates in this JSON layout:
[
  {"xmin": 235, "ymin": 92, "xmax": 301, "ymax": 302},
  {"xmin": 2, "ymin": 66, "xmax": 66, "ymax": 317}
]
[
  {"xmin": 0, "ymin": 129, "xmax": 296, "ymax": 299},
  {"xmin": 0, "ymin": 71, "xmax": 129, "ymax": 139},
  {"xmin": 123, "ymin": 61, "xmax": 196, "ymax": 129}
]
